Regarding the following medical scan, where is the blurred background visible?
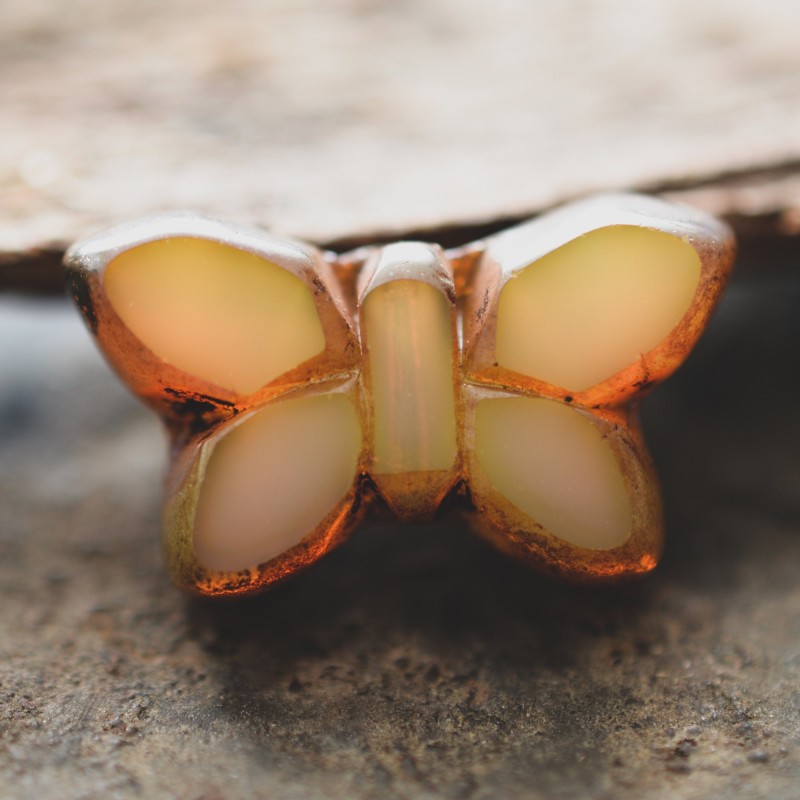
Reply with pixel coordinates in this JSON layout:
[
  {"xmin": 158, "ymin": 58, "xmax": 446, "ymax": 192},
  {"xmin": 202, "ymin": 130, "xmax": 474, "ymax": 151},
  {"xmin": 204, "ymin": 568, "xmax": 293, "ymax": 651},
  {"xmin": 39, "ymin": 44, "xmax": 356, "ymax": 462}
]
[
  {"xmin": 1, "ymin": 2, "xmax": 799, "ymax": 798},
  {"xmin": 2, "ymin": 0, "xmax": 800, "ymax": 257}
]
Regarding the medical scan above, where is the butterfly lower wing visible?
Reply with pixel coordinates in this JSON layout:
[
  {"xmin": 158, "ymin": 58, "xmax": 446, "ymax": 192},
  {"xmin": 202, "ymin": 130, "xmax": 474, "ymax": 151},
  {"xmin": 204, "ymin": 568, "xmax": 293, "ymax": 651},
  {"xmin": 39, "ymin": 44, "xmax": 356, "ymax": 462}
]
[
  {"xmin": 165, "ymin": 386, "xmax": 364, "ymax": 596},
  {"xmin": 462, "ymin": 389, "xmax": 661, "ymax": 579}
]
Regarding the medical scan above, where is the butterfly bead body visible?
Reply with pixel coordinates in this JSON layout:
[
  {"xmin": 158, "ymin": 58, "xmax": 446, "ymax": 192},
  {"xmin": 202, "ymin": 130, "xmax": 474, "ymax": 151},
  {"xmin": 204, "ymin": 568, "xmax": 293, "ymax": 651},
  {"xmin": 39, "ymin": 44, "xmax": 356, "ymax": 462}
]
[{"xmin": 65, "ymin": 193, "xmax": 734, "ymax": 596}]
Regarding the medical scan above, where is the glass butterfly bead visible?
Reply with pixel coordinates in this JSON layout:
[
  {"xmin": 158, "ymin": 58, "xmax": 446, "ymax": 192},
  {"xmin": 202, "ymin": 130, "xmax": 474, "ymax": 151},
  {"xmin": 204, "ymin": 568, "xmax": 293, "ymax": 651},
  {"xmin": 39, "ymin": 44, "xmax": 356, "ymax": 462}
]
[{"xmin": 64, "ymin": 193, "xmax": 735, "ymax": 596}]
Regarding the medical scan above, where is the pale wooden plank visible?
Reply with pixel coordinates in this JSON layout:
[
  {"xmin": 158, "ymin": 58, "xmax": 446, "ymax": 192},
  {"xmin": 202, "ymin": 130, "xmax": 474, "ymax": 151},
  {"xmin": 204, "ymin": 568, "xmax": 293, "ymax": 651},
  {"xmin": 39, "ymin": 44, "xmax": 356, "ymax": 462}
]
[{"xmin": 1, "ymin": 0, "xmax": 799, "ymax": 260}]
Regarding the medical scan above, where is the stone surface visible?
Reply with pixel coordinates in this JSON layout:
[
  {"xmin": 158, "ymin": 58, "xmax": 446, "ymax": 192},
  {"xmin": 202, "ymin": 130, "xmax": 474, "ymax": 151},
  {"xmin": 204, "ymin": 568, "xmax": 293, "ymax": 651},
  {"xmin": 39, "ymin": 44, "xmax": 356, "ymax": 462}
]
[{"xmin": 0, "ymin": 256, "xmax": 798, "ymax": 798}]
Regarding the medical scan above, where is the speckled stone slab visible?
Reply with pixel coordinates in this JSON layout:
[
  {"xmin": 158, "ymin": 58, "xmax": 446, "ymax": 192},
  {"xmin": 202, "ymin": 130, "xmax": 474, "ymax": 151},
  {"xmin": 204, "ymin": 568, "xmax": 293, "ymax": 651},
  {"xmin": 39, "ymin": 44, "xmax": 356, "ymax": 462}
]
[{"xmin": 0, "ymin": 262, "xmax": 798, "ymax": 799}]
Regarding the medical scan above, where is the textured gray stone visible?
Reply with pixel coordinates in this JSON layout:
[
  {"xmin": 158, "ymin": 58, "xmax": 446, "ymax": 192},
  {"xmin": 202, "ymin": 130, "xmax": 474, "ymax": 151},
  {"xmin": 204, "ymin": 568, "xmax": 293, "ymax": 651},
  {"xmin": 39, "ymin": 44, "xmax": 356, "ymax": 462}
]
[{"xmin": 0, "ymin": 262, "xmax": 798, "ymax": 799}]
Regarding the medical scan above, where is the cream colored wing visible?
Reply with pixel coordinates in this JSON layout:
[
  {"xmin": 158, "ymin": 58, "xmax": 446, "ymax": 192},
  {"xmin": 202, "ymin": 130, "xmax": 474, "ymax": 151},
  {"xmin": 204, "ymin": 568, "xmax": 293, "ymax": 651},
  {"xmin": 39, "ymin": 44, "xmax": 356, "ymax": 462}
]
[
  {"xmin": 462, "ymin": 192, "xmax": 735, "ymax": 407},
  {"xmin": 65, "ymin": 214, "xmax": 358, "ymax": 424},
  {"xmin": 165, "ymin": 386, "xmax": 363, "ymax": 596},
  {"xmin": 462, "ymin": 388, "xmax": 662, "ymax": 579}
]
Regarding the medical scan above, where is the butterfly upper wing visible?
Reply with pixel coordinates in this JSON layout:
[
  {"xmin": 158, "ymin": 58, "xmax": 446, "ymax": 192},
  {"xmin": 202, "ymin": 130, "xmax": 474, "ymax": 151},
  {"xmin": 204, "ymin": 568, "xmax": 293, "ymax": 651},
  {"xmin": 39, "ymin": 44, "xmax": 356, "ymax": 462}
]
[
  {"xmin": 65, "ymin": 214, "xmax": 358, "ymax": 424},
  {"xmin": 459, "ymin": 193, "xmax": 735, "ymax": 579},
  {"xmin": 462, "ymin": 192, "xmax": 735, "ymax": 406},
  {"xmin": 66, "ymin": 215, "xmax": 364, "ymax": 595}
]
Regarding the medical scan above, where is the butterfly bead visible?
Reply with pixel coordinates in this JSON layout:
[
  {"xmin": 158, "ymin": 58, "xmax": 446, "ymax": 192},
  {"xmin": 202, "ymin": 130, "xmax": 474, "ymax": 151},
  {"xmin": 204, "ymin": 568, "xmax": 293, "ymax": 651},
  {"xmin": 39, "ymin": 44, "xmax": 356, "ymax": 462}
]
[{"xmin": 65, "ymin": 193, "xmax": 734, "ymax": 596}]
